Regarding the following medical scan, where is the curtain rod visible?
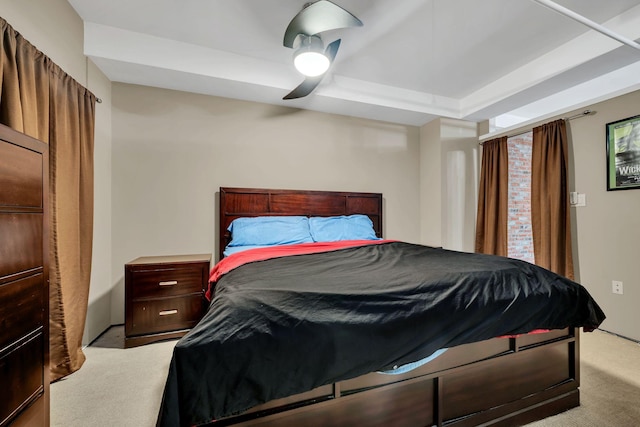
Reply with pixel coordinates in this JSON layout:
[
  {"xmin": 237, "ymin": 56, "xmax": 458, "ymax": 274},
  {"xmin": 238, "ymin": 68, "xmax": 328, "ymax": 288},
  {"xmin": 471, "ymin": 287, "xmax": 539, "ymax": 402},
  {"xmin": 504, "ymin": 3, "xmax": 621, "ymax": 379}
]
[
  {"xmin": 563, "ymin": 109, "xmax": 595, "ymax": 121},
  {"xmin": 479, "ymin": 110, "xmax": 596, "ymax": 145}
]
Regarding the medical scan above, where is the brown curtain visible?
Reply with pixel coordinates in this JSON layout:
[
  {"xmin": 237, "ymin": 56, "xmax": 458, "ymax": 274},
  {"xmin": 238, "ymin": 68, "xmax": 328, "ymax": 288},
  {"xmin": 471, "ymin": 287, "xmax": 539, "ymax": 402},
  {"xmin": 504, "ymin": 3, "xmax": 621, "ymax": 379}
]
[
  {"xmin": 475, "ymin": 136, "xmax": 509, "ymax": 256},
  {"xmin": 531, "ymin": 120, "xmax": 574, "ymax": 279},
  {"xmin": 0, "ymin": 17, "xmax": 96, "ymax": 381}
]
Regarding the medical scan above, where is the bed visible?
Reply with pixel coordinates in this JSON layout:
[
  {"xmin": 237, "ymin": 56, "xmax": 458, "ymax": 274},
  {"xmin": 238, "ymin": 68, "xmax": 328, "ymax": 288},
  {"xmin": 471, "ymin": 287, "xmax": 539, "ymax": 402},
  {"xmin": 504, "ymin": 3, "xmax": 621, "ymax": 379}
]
[{"xmin": 156, "ymin": 187, "xmax": 605, "ymax": 427}]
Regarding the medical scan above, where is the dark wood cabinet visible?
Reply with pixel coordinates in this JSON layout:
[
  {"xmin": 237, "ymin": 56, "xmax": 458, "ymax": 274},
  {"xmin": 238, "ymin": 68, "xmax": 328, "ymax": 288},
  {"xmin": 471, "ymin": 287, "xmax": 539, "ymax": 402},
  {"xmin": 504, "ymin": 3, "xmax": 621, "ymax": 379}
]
[
  {"xmin": 0, "ymin": 124, "xmax": 49, "ymax": 427},
  {"xmin": 124, "ymin": 254, "xmax": 211, "ymax": 348}
]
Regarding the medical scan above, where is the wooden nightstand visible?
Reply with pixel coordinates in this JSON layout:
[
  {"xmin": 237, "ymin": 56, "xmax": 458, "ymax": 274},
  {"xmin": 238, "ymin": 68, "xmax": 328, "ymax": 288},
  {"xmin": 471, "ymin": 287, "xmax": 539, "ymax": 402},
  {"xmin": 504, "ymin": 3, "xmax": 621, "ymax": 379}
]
[{"xmin": 124, "ymin": 254, "xmax": 211, "ymax": 348}]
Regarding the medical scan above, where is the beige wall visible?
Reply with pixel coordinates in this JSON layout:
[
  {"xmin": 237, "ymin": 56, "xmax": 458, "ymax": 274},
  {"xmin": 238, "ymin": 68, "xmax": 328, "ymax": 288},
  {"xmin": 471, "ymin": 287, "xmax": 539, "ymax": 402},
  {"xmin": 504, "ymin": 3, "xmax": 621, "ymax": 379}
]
[
  {"xmin": 439, "ymin": 119, "xmax": 479, "ymax": 252},
  {"xmin": 1, "ymin": 0, "xmax": 113, "ymax": 345},
  {"xmin": 419, "ymin": 118, "xmax": 479, "ymax": 252},
  {"xmin": 567, "ymin": 91, "xmax": 640, "ymax": 341},
  {"xmin": 110, "ymin": 83, "xmax": 421, "ymax": 323},
  {"xmin": 419, "ymin": 120, "xmax": 442, "ymax": 246}
]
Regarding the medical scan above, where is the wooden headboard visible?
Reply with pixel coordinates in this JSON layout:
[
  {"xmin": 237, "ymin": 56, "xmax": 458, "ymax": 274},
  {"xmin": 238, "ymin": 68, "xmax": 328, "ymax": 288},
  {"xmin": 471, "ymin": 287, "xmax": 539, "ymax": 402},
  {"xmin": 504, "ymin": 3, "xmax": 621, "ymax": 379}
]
[{"xmin": 218, "ymin": 187, "xmax": 383, "ymax": 260}]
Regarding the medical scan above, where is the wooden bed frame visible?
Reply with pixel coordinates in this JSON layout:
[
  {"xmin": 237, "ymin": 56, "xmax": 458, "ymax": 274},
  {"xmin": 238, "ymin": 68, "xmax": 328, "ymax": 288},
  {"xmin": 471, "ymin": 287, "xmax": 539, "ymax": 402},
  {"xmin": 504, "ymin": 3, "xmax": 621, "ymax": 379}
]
[{"xmin": 211, "ymin": 187, "xmax": 580, "ymax": 427}]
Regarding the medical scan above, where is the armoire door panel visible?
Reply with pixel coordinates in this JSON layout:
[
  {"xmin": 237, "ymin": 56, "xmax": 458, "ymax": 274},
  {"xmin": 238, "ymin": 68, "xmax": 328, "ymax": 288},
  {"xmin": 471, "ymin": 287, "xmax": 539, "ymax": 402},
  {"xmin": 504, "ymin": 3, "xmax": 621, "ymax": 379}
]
[
  {"xmin": 0, "ymin": 274, "xmax": 45, "ymax": 350},
  {"xmin": 0, "ymin": 213, "xmax": 43, "ymax": 279},
  {"xmin": 0, "ymin": 140, "xmax": 43, "ymax": 209},
  {"xmin": 0, "ymin": 332, "xmax": 44, "ymax": 426}
]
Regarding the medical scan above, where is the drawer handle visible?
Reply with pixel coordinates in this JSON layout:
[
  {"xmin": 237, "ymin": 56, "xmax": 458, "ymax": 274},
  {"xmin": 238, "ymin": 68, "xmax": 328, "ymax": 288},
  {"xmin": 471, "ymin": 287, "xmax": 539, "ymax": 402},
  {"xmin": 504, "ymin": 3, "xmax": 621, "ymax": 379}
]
[
  {"xmin": 159, "ymin": 280, "xmax": 178, "ymax": 286},
  {"xmin": 159, "ymin": 309, "xmax": 178, "ymax": 316}
]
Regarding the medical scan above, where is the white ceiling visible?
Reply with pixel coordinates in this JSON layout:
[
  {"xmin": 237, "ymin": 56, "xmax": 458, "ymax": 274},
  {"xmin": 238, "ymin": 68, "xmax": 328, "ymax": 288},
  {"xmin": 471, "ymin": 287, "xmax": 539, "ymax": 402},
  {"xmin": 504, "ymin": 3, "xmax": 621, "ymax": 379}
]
[{"xmin": 67, "ymin": 0, "xmax": 640, "ymax": 127}]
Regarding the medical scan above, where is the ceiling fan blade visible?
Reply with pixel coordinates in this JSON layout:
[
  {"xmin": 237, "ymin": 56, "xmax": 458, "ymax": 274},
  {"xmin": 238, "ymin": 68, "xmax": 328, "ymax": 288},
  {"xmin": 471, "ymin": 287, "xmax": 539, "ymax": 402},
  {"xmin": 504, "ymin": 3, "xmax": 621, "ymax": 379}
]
[
  {"xmin": 283, "ymin": 75, "xmax": 324, "ymax": 100},
  {"xmin": 283, "ymin": 0, "xmax": 363, "ymax": 48},
  {"xmin": 324, "ymin": 38, "xmax": 341, "ymax": 62}
]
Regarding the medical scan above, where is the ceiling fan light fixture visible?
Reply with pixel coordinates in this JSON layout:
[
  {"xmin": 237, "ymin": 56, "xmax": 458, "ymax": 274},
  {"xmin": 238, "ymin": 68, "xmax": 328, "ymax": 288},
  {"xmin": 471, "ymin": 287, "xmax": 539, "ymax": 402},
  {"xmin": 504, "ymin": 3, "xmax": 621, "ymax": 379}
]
[
  {"xmin": 294, "ymin": 51, "xmax": 330, "ymax": 77},
  {"xmin": 293, "ymin": 35, "xmax": 330, "ymax": 77}
]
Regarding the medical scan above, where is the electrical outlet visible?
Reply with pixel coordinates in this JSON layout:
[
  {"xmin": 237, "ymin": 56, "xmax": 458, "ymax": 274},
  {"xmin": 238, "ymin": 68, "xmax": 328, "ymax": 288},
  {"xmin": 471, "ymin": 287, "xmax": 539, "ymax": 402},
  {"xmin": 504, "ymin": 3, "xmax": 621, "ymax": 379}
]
[{"xmin": 612, "ymin": 280, "xmax": 623, "ymax": 295}]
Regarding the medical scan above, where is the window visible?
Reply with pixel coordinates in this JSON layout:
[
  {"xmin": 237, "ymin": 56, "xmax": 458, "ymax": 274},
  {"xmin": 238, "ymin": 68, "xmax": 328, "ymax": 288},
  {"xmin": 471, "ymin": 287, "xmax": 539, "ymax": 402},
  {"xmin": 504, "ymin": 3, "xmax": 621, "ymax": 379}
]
[{"xmin": 507, "ymin": 132, "xmax": 534, "ymax": 263}]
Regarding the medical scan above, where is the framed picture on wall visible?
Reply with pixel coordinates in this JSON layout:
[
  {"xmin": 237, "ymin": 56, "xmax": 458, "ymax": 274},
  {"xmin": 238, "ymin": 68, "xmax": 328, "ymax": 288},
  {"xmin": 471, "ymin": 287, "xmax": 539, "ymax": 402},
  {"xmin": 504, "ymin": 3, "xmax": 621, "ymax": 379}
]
[{"xmin": 606, "ymin": 114, "xmax": 640, "ymax": 191}]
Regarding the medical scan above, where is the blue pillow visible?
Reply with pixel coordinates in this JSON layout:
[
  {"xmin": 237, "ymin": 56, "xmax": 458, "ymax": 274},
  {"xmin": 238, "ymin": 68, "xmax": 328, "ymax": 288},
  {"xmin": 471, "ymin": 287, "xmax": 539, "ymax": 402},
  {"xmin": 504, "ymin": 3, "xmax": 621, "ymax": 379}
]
[
  {"xmin": 309, "ymin": 214, "xmax": 380, "ymax": 242},
  {"xmin": 227, "ymin": 216, "xmax": 313, "ymax": 247}
]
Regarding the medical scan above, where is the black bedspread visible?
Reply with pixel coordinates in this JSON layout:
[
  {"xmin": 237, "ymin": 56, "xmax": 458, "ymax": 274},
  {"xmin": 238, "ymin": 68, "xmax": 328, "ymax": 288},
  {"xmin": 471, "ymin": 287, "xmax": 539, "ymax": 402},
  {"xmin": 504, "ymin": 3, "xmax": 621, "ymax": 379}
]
[{"xmin": 156, "ymin": 241, "xmax": 605, "ymax": 427}]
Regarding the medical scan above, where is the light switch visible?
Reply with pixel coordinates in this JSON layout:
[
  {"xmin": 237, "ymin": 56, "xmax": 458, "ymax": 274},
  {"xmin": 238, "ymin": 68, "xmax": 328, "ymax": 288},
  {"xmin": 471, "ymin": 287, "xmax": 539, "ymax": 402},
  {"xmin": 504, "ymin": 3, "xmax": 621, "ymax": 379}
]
[{"xmin": 570, "ymin": 192, "xmax": 586, "ymax": 207}]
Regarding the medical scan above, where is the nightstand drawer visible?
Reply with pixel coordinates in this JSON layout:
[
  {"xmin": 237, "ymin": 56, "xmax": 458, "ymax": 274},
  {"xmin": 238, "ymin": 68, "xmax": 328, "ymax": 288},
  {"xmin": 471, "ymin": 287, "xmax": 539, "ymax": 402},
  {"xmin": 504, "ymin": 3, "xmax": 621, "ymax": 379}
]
[
  {"xmin": 129, "ymin": 294, "xmax": 204, "ymax": 336},
  {"xmin": 130, "ymin": 267, "xmax": 203, "ymax": 299}
]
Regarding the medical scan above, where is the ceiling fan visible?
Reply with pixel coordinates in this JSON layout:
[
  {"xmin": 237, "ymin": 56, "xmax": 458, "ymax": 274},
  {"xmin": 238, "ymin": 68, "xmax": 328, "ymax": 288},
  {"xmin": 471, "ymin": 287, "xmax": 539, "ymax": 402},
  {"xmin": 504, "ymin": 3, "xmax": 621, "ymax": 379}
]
[{"xmin": 282, "ymin": 1, "xmax": 363, "ymax": 100}]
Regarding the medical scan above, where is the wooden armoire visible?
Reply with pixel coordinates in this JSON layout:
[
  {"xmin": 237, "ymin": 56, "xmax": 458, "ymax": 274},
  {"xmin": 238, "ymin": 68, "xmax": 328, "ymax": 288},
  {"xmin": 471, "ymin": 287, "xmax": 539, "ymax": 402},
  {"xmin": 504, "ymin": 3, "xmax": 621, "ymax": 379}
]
[{"xmin": 0, "ymin": 124, "xmax": 50, "ymax": 426}]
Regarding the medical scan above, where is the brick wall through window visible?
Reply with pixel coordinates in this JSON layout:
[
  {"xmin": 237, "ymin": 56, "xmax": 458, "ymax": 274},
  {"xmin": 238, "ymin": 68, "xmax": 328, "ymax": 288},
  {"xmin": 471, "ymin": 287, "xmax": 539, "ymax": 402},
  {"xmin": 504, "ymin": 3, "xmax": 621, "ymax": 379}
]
[{"xmin": 507, "ymin": 132, "xmax": 534, "ymax": 263}]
